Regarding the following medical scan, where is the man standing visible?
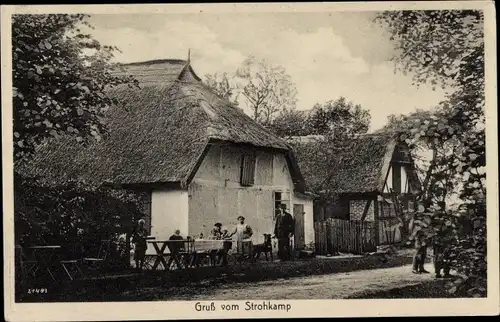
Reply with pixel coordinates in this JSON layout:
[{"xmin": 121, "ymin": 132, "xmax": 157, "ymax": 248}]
[
  {"xmin": 412, "ymin": 230, "xmax": 430, "ymax": 274},
  {"xmin": 433, "ymin": 218, "xmax": 455, "ymax": 278},
  {"xmin": 274, "ymin": 204, "xmax": 295, "ymax": 261},
  {"xmin": 132, "ymin": 219, "xmax": 148, "ymax": 271},
  {"xmin": 409, "ymin": 202, "xmax": 430, "ymax": 274}
]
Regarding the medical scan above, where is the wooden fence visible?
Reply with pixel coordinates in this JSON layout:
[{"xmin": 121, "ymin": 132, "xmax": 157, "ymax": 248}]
[{"xmin": 314, "ymin": 218, "xmax": 377, "ymax": 255}]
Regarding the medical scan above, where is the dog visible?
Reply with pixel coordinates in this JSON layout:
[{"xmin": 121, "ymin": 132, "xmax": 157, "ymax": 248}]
[{"xmin": 252, "ymin": 234, "xmax": 273, "ymax": 261}]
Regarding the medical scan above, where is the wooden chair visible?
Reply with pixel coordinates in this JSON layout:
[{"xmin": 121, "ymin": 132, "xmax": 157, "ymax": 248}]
[
  {"xmin": 82, "ymin": 240, "xmax": 110, "ymax": 271},
  {"xmin": 142, "ymin": 237, "xmax": 158, "ymax": 270},
  {"xmin": 179, "ymin": 240, "xmax": 196, "ymax": 268},
  {"xmin": 60, "ymin": 244, "xmax": 85, "ymax": 281},
  {"xmin": 18, "ymin": 246, "xmax": 38, "ymax": 282},
  {"xmin": 193, "ymin": 249, "xmax": 212, "ymax": 267},
  {"xmin": 165, "ymin": 240, "xmax": 188, "ymax": 270}
]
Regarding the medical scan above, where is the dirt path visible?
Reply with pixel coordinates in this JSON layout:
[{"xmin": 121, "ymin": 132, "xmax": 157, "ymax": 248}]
[{"xmin": 173, "ymin": 264, "xmax": 438, "ymax": 300}]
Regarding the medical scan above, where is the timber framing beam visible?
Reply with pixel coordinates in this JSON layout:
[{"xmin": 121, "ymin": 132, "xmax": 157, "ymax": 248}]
[{"xmin": 360, "ymin": 199, "xmax": 372, "ymax": 221}]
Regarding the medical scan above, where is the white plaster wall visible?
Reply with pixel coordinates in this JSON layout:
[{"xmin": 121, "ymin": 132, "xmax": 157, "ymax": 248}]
[
  {"xmin": 189, "ymin": 144, "xmax": 307, "ymax": 246},
  {"xmin": 384, "ymin": 164, "xmax": 411, "ymax": 193},
  {"xmin": 384, "ymin": 166, "xmax": 393, "ymax": 192},
  {"xmin": 272, "ymin": 153, "xmax": 294, "ymax": 189},
  {"xmin": 401, "ymin": 165, "xmax": 408, "ymax": 193},
  {"xmin": 150, "ymin": 189, "xmax": 189, "ymax": 240}
]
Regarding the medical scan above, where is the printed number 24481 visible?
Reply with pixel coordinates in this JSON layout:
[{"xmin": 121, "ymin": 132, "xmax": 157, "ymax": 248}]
[{"xmin": 27, "ymin": 288, "xmax": 48, "ymax": 294}]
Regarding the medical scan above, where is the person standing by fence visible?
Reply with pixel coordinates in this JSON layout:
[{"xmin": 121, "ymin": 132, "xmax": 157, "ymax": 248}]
[{"xmin": 274, "ymin": 204, "xmax": 295, "ymax": 261}]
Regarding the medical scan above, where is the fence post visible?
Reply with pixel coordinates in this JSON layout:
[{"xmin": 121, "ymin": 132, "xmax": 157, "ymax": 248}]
[
  {"xmin": 336, "ymin": 219, "xmax": 340, "ymax": 253},
  {"xmin": 354, "ymin": 221, "xmax": 358, "ymax": 254},
  {"xmin": 343, "ymin": 220, "xmax": 347, "ymax": 252},
  {"xmin": 355, "ymin": 221, "xmax": 359, "ymax": 254},
  {"xmin": 329, "ymin": 219, "xmax": 335, "ymax": 255},
  {"xmin": 323, "ymin": 220, "xmax": 327, "ymax": 255},
  {"xmin": 374, "ymin": 200, "xmax": 380, "ymax": 246}
]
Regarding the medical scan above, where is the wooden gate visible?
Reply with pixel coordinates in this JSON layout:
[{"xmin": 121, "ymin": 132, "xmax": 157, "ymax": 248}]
[{"xmin": 314, "ymin": 218, "xmax": 377, "ymax": 255}]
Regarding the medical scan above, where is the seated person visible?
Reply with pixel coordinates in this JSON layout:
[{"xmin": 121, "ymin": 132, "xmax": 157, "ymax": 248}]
[
  {"xmin": 169, "ymin": 229, "xmax": 183, "ymax": 240},
  {"xmin": 166, "ymin": 229, "xmax": 184, "ymax": 269},
  {"xmin": 210, "ymin": 223, "xmax": 224, "ymax": 240}
]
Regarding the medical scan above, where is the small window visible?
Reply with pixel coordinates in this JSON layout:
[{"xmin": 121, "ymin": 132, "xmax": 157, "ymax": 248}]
[
  {"xmin": 240, "ymin": 152, "xmax": 256, "ymax": 186},
  {"xmin": 274, "ymin": 191, "xmax": 290, "ymax": 219}
]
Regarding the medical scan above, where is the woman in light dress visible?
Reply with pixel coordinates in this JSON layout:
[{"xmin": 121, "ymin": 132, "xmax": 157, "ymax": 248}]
[{"xmin": 227, "ymin": 216, "xmax": 253, "ymax": 257}]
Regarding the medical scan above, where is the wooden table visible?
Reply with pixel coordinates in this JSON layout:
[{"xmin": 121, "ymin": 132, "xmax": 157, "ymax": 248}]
[
  {"xmin": 193, "ymin": 239, "xmax": 232, "ymax": 267},
  {"xmin": 28, "ymin": 246, "xmax": 62, "ymax": 282},
  {"xmin": 147, "ymin": 240, "xmax": 194, "ymax": 271},
  {"xmin": 146, "ymin": 239, "xmax": 233, "ymax": 270}
]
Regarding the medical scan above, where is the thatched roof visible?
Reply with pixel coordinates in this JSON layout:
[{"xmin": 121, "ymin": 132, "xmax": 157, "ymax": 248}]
[
  {"xmin": 22, "ymin": 59, "xmax": 303, "ymax": 190},
  {"xmin": 291, "ymin": 133, "xmax": 420, "ymax": 195}
]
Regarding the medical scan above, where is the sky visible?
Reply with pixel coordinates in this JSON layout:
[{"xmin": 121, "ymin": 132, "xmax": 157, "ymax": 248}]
[{"xmin": 87, "ymin": 12, "xmax": 448, "ymax": 132}]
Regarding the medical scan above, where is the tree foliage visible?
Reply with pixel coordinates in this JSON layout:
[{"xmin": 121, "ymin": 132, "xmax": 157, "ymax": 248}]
[
  {"xmin": 376, "ymin": 10, "xmax": 486, "ymax": 297},
  {"xmin": 12, "ymin": 14, "xmax": 143, "ymax": 269},
  {"xmin": 15, "ymin": 173, "xmax": 146, "ymax": 265},
  {"xmin": 281, "ymin": 98, "xmax": 371, "ymax": 202},
  {"xmin": 12, "ymin": 14, "xmax": 137, "ymax": 164},
  {"xmin": 307, "ymin": 98, "xmax": 370, "ymax": 137},
  {"xmin": 235, "ymin": 56, "xmax": 298, "ymax": 125},
  {"xmin": 204, "ymin": 72, "xmax": 239, "ymax": 106},
  {"xmin": 269, "ymin": 97, "xmax": 370, "ymax": 139},
  {"xmin": 266, "ymin": 108, "xmax": 310, "ymax": 138}
]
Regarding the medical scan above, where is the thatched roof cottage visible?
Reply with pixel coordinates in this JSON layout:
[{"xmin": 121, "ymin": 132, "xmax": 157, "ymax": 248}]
[
  {"xmin": 290, "ymin": 133, "xmax": 421, "ymax": 246},
  {"xmin": 24, "ymin": 58, "xmax": 315, "ymax": 248}
]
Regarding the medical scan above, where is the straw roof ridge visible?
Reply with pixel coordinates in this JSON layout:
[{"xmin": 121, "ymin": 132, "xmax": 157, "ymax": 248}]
[{"xmin": 122, "ymin": 59, "xmax": 187, "ymax": 66}]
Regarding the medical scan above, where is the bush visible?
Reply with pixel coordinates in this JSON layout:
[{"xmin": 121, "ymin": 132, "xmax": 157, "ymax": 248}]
[
  {"xmin": 409, "ymin": 199, "xmax": 486, "ymax": 297},
  {"xmin": 14, "ymin": 174, "xmax": 145, "ymax": 268}
]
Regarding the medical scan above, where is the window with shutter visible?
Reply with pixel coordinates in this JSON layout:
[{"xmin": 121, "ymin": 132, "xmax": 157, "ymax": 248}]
[{"xmin": 240, "ymin": 152, "xmax": 256, "ymax": 186}]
